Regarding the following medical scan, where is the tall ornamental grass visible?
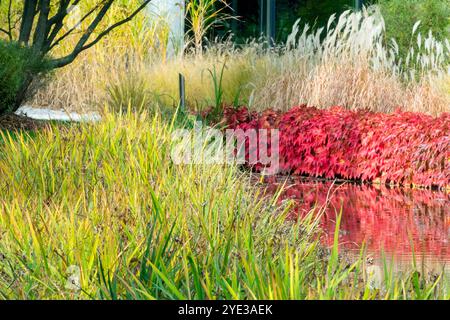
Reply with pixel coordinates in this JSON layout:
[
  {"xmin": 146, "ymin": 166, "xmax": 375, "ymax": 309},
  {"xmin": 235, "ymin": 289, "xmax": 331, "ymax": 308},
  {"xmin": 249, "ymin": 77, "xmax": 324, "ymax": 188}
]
[{"xmin": 29, "ymin": 6, "xmax": 450, "ymax": 115}]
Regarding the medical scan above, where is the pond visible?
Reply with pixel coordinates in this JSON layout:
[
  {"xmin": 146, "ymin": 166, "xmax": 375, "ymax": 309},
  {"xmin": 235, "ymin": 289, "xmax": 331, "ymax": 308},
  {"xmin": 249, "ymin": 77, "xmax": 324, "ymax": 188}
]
[{"xmin": 261, "ymin": 176, "xmax": 450, "ymax": 274}]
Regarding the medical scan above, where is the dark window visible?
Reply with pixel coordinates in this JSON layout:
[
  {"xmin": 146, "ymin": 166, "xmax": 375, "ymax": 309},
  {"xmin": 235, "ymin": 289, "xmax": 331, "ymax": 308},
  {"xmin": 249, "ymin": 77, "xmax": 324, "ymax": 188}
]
[
  {"xmin": 207, "ymin": 0, "xmax": 361, "ymax": 44},
  {"xmin": 275, "ymin": 0, "xmax": 355, "ymax": 42}
]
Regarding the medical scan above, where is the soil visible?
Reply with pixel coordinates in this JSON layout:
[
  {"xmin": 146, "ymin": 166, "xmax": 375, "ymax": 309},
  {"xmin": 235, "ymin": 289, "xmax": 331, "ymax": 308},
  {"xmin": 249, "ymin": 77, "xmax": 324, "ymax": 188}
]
[{"xmin": 0, "ymin": 113, "xmax": 49, "ymax": 132}]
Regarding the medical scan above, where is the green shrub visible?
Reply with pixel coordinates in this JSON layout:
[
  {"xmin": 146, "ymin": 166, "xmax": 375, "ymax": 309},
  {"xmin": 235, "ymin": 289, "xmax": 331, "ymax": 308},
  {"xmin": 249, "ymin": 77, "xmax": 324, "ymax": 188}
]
[
  {"xmin": 0, "ymin": 40, "xmax": 50, "ymax": 115},
  {"xmin": 378, "ymin": 0, "xmax": 450, "ymax": 58}
]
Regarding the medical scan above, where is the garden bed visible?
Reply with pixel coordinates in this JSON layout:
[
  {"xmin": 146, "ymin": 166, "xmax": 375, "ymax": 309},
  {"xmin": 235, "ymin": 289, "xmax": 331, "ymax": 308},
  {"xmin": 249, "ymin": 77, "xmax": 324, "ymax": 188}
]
[{"xmin": 0, "ymin": 113, "xmax": 48, "ymax": 132}]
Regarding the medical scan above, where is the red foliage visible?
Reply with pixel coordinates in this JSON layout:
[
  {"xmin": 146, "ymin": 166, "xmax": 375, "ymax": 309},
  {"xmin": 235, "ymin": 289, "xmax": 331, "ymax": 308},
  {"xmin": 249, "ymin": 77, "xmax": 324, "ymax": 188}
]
[{"xmin": 221, "ymin": 105, "xmax": 450, "ymax": 189}]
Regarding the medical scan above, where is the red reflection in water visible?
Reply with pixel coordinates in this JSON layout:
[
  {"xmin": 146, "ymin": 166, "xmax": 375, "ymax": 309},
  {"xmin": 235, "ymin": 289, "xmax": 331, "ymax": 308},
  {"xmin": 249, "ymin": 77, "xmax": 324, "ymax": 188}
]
[{"xmin": 263, "ymin": 177, "xmax": 450, "ymax": 260}]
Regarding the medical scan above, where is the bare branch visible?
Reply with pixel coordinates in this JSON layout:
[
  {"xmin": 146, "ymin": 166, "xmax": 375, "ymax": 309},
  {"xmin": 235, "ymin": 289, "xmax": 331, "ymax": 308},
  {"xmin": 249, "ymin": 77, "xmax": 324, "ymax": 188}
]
[
  {"xmin": 48, "ymin": 0, "xmax": 77, "ymax": 25},
  {"xmin": 0, "ymin": 27, "xmax": 10, "ymax": 37},
  {"xmin": 48, "ymin": 0, "xmax": 107, "ymax": 51},
  {"xmin": 7, "ymin": 0, "xmax": 13, "ymax": 40},
  {"xmin": 43, "ymin": 0, "xmax": 76, "ymax": 51},
  {"xmin": 80, "ymin": 0, "xmax": 153, "ymax": 52},
  {"xmin": 51, "ymin": 0, "xmax": 152, "ymax": 68}
]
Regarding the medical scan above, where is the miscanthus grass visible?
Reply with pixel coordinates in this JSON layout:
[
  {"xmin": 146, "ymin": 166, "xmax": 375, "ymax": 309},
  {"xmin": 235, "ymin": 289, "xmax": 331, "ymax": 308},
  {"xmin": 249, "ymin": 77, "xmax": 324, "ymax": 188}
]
[{"xmin": 0, "ymin": 111, "xmax": 449, "ymax": 300}]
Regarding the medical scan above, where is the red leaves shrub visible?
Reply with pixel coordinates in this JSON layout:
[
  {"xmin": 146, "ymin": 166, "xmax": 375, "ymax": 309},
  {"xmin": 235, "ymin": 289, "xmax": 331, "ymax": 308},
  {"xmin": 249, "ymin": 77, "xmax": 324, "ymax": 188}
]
[
  {"xmin": 222, "ymin": 105, "xmax": 450, "ymax": 189},
  {"xmin": 219, "ymin": 107, "xmax": 280, "ymax": 172}
]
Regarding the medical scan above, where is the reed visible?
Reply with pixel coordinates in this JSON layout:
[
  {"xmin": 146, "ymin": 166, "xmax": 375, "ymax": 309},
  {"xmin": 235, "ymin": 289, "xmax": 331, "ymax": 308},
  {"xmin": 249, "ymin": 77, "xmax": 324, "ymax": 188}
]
[{"xmin": 185, "ymin": 0, "xmax": 235, "ymax": 54}]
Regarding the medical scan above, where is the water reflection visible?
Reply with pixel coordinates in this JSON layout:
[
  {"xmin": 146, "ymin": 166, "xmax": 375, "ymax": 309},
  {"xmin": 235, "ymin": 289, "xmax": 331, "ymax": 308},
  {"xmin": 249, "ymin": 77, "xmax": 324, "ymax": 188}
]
[{"xmin": 261, "ymin": 177, "xmax": 450, "ymax": 271}]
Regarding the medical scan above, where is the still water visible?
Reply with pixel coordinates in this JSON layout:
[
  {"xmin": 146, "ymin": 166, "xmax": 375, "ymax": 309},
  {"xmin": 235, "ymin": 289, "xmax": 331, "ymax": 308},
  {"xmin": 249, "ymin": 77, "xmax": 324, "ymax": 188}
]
[{"xmin": 261, "ymin": 177, "xmax": 450, "ymax": 273}]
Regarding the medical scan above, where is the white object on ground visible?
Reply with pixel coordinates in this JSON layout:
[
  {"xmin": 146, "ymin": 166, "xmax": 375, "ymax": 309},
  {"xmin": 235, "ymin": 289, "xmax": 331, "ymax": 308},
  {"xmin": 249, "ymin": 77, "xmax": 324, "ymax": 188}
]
[{"xmin": 15, "ymin": 106, "xmax": 101, "ymax": 122}]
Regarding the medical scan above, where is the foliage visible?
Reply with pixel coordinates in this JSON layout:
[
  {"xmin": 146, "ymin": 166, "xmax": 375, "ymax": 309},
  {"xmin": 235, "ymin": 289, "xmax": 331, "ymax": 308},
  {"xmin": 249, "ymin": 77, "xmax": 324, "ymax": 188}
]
[
  {"xmin": 222, "ymin": 105, "xmax": 450, "ymax": 189},
  {"xmin": 378, "ymin": 0, "xmax": 450, "ymax": 59},
  {"xmin": 0, "ymin": 40, "xmax": 50, "ymax": 114}
]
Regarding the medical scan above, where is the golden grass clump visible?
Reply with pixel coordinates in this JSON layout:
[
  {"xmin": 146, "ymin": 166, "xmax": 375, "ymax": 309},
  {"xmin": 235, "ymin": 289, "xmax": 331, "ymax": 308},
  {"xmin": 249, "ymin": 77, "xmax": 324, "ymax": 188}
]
[
  {"xmin": 29, "ymin": 6, "xmax": 449, "ymax": 115},
  {"xmin": 255, "ymin": 58, "xmax": 450, "ymax": 114}
]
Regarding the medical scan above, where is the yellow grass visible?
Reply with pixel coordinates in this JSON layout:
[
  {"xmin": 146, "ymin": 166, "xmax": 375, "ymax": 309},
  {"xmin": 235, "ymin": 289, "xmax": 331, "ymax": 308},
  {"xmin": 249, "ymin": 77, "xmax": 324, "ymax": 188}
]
[{"xmin": 29, "ymin": 7, "xmax": 449, "ymax": 115}]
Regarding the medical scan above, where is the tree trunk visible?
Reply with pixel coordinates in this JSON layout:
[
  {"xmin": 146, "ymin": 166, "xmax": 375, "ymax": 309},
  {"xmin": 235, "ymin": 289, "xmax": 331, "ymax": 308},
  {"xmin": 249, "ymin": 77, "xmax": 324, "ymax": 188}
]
[
  {"xmin": 13, "ymin": 75, "xmax": 35, "ymax": 112},
  {"xmin": 0, "ymin": 76, "xmax": 34, "ymax": 116}
]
